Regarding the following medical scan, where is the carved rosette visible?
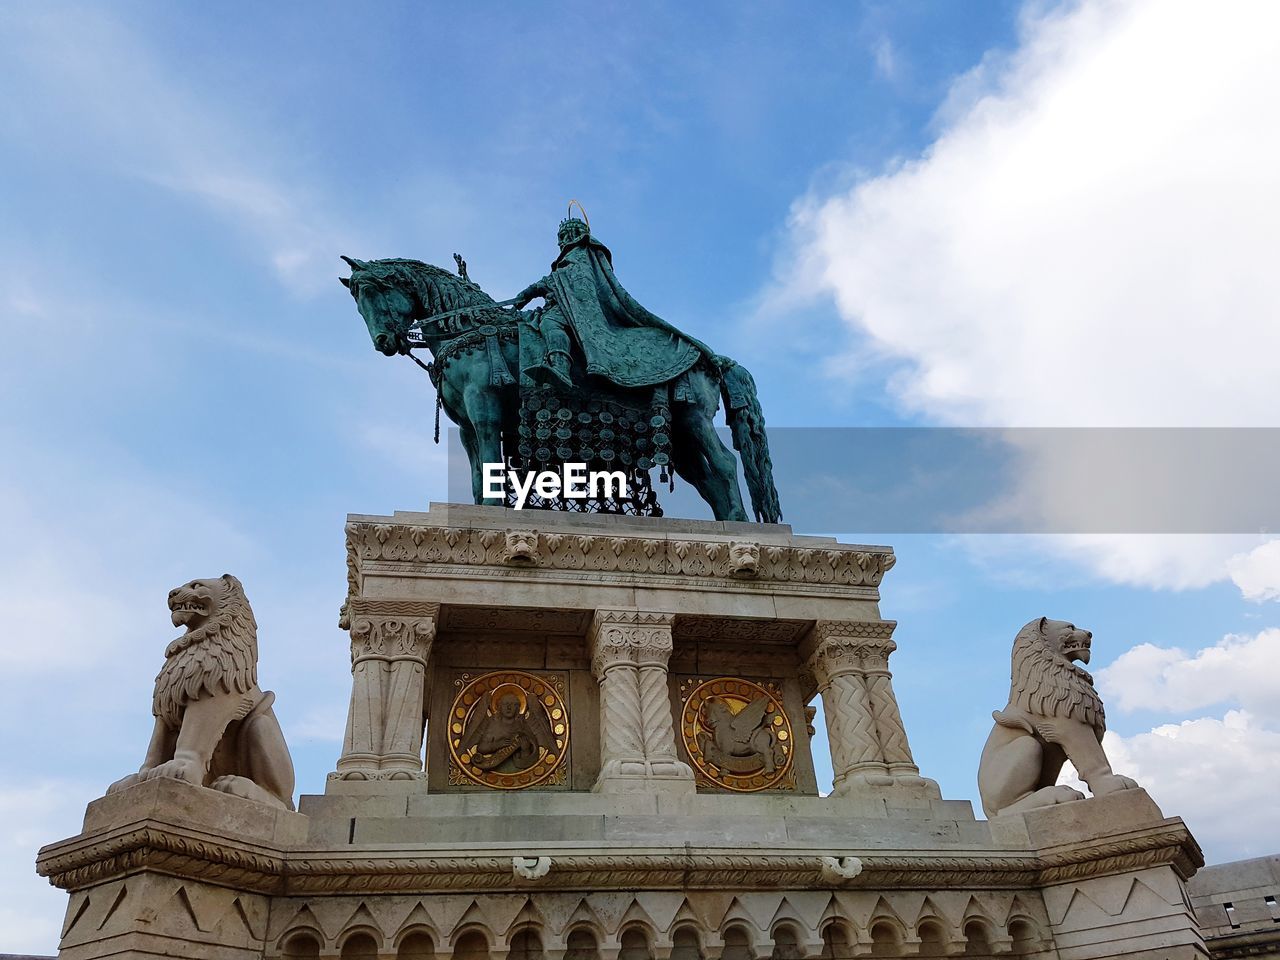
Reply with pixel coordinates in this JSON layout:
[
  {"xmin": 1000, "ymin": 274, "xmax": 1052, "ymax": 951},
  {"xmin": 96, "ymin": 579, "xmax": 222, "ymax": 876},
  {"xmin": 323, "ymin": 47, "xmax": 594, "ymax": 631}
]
[
  {"xmin": 588, "ymin": 610, "xmax": 693, "ymax": 789},
  {"xmin": 802, "ymin": 620, "xmax": 928, "ymax": 793},
  {"xmin": 333, "ymin": 601, "xmax": 439, "ymax": 781}
]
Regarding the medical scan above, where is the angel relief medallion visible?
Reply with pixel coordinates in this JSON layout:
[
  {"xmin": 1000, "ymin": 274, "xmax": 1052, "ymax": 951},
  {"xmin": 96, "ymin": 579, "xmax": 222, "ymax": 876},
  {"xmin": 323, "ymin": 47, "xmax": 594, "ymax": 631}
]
[
  {"xmin": 448, "ymin": 671, "xmax": 569, "ymax": 789},
  {"xmin": 680, "ymin": 677, "xmax": 795, "ymax": 792}
]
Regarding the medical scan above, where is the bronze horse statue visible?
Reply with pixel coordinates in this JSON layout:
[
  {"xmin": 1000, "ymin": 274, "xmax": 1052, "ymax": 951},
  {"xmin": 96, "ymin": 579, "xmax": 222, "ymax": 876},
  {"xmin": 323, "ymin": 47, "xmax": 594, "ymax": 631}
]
[{"xmin": 340, "ymin": 255, "xmax": 780, "ymax": 523}]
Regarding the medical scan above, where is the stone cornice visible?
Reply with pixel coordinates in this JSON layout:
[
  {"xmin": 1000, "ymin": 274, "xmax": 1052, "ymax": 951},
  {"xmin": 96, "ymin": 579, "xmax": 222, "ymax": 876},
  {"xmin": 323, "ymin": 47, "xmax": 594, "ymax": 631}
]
[
  {"xmin": 37, "ymin": 816, "xmax": 1202, "ymax": 897},
  {"xmin": 343, "ymin": 521, "xmax": 895, "ymax": 615}
]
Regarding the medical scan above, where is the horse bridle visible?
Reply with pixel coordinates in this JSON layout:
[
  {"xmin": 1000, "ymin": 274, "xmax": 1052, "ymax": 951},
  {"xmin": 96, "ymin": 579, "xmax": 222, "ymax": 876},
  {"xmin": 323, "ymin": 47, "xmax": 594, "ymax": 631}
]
[{"xmin": 400, "ymin": 297, "xmax": 522, "ymax": 444}]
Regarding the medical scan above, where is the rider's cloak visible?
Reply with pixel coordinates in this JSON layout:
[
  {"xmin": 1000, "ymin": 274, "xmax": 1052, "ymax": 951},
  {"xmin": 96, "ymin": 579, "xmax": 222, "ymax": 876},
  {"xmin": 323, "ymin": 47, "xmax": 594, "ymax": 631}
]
[{"xmin": 538, "ymin": 238, "xmax": 708, "ymax": 388}]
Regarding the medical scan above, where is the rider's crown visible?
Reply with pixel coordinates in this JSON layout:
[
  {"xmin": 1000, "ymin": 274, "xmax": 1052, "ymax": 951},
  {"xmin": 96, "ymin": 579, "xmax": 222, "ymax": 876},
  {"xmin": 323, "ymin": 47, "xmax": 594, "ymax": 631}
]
[{"xmin": 557, "ymin": 217, "xmax": 589, "ymax": 247}]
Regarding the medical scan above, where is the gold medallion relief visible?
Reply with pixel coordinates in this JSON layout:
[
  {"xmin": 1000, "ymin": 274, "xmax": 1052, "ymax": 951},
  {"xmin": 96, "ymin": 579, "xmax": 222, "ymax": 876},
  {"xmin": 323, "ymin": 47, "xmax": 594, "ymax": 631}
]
[
  {"xmin": 680, "ymin": 677, "xmax": 795, "ymax": 792},
  {"xmin": 448, "ymin": 671, "xmax": 569, "ymax": 789}
]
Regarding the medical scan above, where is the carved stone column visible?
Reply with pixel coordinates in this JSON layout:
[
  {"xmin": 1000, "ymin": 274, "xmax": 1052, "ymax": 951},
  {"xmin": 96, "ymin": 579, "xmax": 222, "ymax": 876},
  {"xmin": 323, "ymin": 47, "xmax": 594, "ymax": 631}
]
[
  {"xmin": 333, "ymin": 601, "xmax": 438, "ymax": 781},
  {"xmin": 589, "ymin": 609, "xmax": 694, "ymax": 794},
  {"xmin": 803, "ymin": 621, "xmax": 892, "ymax": 791},
  {"xmin": 802, "ymin": 620, "xmax": 938, "ymax": 797},
  {"xmin": 861, "ymin": 639, "xmax": 921, "ymax": 778}
]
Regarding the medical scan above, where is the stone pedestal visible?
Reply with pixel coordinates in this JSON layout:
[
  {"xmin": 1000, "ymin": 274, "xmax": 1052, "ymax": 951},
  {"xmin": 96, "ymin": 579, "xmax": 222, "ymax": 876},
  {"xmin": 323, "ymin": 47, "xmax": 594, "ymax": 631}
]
[
  {"xmin": 37, "ymin": 779, "xmax": 306, "ymax": 959},
  {"xmin": 36, "ymin": 505, "xmax": 1208, "ymax": 960},
  {"xmin": 1015, "ymin": 790, "xmax": 1208, "ymax": 960}
]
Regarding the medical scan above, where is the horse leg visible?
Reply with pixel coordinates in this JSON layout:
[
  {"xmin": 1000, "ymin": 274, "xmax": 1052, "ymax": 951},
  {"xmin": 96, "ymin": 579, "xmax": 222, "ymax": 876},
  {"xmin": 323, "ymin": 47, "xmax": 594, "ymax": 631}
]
[
  {"xmin": 672, "ymin": 435, "xmax": 724, "ymax": 519},
  {"xmin": 463, "ymin": 385, "xmax": 505, "ymax": 507},
  {"xmin": 677, "ymin": 381, "xmax": 749, "ymax": 522},
  {"xmin": 459, "ymin": 423, "xmax": 483, "ymax": 503}
]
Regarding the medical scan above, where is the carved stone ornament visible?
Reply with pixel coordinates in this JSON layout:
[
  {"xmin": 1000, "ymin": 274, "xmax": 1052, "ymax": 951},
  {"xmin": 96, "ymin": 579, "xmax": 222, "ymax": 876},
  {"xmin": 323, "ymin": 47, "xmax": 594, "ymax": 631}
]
[
  {"xmin": 680, "ymin": 677, "xmax": 794, "ymax": 792},
  {"xmin": 342, "ymin": 522, "xmax": 896, "ymax": 621},
  {"xmin": 105, "ymin": 574, "xmax": 296, "ymax": 811},
  {"xmin": 512, "ymin": 855, "xmax": 552, "ymax": 880},
  {"xmin": 448, "ymin": 670, "xmax": 569, "ymax": 789},
  {"xmin": 979, "ymin": 617, "xmax": 1140, "ymax": 818},
  {"xmin": 502, "ymin": 528, "xmax": 540, "ymax": 564},
  {"xmin": 728, "ymin": 540, "xmax": 761, "ymax": 577}
]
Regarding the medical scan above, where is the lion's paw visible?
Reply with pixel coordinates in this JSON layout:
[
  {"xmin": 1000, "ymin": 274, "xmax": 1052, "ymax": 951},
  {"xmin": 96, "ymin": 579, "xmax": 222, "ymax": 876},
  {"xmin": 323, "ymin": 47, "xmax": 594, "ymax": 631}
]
[
  {"xmin": 139, "ymin": 758, "xmax": 201, "ymax": 785},
  {"xmin": 211, "ymin": 775, "xmax": 289, "ymax": 809},
  {"xmin": 1048, "ymin": 784, "xmax": 1086, "ymax": 803},
  {"xmin": 106, "ymin": 773, "xmax": 141, "ymax": 795},
  {"xmin": 1092, "ymin": 773, "xmax": 1139, "ymax": 796}
]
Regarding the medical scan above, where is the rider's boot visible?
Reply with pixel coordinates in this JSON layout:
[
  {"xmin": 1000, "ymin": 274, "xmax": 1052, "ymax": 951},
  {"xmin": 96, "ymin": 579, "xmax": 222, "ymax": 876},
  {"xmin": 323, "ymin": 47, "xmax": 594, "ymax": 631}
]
[{"xmin": 530, "ymin": 350, "xmax": 574, "ymax": 390}]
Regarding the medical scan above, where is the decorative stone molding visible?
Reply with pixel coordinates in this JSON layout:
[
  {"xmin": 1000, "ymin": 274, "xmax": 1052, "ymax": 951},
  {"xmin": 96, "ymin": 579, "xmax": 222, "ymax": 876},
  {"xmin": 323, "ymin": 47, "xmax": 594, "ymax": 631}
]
[
  {"xmin": 333, "ymin": 602, "xmax": 439, "ymax": 780},
  {"xmin": 37, "ymin": 820, "xmax": 1202, "ymax": 896},
  {"xmin": 589, "ymin": 610, "xmax": 693, "ymax": 792},
  {"xmin": 439, "ymin": 605, "xmax": 592, "ymax": 635},
  {"xmin": 342, "ymin": 521, "xmax": 895, "ymax": 614},
  {"xmin": 673, "ymin": 615, "xmax": 809, "ymax": 643}
]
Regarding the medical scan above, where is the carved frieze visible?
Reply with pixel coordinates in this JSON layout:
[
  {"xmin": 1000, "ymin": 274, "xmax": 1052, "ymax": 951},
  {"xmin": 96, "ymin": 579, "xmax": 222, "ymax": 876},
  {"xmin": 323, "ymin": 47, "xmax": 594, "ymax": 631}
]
[
  {"xmin": 341, "ymin": 521, "xmax": 896, "ymax": 615},
  {"xmin": 439, "ymin": 605, "xmax": 592, "ymax": 635},
  {"xmin": 673, "ymin": 615, "xmax": 810, "ymax": 644}
]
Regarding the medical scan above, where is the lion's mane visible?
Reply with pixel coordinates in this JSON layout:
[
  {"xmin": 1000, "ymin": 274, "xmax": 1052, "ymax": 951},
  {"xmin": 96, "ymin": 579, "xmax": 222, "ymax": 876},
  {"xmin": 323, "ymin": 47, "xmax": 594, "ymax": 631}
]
[
  {"xmin": 153, "ymin": 574, "xmax": 258, "ymax": 727},
  {"xmin": 1004, "ymin": 618, "xmax": 1105, "ymax": 736}
]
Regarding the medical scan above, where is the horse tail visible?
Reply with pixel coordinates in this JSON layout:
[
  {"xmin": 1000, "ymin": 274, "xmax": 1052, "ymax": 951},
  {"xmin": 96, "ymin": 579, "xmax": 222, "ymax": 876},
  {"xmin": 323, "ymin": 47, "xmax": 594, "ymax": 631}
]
[{"xmin": 717, "ymin": 357, "xmax": 782, "ymax": 523}]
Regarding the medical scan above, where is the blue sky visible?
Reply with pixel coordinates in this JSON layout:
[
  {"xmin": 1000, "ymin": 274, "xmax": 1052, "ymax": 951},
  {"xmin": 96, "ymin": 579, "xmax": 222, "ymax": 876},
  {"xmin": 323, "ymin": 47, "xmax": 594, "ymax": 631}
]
[{"xmin": 4, "ymin": 1, "xmax": 1280, "ymax": 952}]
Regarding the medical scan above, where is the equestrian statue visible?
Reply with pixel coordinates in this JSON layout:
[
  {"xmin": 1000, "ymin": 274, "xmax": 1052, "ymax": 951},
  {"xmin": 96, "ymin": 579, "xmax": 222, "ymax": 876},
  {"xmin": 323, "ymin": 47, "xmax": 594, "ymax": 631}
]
[{"xmin": 340, "ymin": 207, "xmax": 781, "ymax": 523}]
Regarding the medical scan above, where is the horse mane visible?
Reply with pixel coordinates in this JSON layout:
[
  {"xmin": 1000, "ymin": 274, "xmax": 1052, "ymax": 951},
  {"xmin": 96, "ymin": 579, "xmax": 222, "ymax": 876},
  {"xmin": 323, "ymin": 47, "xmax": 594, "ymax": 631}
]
[{"xmin": 359, "ymin": 258, "xmax": 496, "ymax": 316}]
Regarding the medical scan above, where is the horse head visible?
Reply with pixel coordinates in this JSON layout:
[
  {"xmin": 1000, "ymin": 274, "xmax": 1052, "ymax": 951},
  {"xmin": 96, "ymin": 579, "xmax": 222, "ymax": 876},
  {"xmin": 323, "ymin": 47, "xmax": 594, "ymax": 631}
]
[
  {"xmin": 341, "ymin": 256, "xmax": 417, "ymax": 356},
  {"xmin": 341, "ymin": 256, "xmax": 500, "ymax": 357}
]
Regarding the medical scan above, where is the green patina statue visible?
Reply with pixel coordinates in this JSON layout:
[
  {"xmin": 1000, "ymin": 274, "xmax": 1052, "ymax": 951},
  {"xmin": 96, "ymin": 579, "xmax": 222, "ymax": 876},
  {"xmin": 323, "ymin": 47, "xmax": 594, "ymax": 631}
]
[
  {"xmin": 514, "ymin": 216, "xmax": 705, "ymax": 391},
  {"xmin": 340, "ymin": 210, "xmax": 781, "ymax": 523}
]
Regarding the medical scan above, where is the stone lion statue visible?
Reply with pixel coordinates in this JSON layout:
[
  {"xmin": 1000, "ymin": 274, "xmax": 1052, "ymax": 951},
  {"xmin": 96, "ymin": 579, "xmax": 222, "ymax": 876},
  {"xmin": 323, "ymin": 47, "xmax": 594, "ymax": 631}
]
[
  {"xmin": 978, "ymin": 617, "xmax": 1138, "ymax": 818},
  {"xmin": 107, "ymin": 575, "xmax": 296, "ymax": 810}
]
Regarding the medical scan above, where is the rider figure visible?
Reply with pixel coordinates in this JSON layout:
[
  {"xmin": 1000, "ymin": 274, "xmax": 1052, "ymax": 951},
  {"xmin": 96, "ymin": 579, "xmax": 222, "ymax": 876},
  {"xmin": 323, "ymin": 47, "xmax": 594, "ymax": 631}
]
[{"xmin": 514, "ymin": 216, "xmax": 710, "ymax": 391}]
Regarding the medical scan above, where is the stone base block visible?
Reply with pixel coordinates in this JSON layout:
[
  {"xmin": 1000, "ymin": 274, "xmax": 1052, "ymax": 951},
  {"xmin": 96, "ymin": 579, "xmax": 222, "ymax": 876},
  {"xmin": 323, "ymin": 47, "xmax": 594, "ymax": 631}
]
[
  {"xmin": 56, "ymin": 872, "xmax": 271, "ymax": 959},
  {"xmin": 38, "ymin": 779, "xmax": 307, "ymax": 959},
  {"xmin": 1018, "ymin": 790, "xmax": 1208, "ymax": 960}
]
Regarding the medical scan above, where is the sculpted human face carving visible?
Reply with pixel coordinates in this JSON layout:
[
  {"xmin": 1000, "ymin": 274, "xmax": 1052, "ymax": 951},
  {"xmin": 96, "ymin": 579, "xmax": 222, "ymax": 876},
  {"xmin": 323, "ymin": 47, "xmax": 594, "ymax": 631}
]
[
  {"xmin": 1041, "ymin": 617, "xmax": 1093, "ymax": 664},
  {"xmin": 498, "ymin": 694, "xmax": 520, "ymax": 720}
]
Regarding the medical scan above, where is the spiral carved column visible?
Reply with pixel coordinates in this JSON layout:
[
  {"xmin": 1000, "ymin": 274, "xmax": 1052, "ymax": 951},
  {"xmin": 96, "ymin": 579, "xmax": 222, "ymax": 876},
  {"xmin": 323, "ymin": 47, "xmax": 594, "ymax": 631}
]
[
  {"xmin": 589, "ymin": 609, "xmax": 693, "ymax": 793},
  {"xmin": 803, "ymin": 621, "xmax": 892, "ymax": 791},
  {"xmin": 803, "ymin": 620, "xmax": 938, "ymax": 797},
  {"xmin": 862, "ymin": 640, "xmax": 920, "ymax": 776},
  {"xmin": 333, "ymin": 601, "xmax": 438, "ymax": 781}
]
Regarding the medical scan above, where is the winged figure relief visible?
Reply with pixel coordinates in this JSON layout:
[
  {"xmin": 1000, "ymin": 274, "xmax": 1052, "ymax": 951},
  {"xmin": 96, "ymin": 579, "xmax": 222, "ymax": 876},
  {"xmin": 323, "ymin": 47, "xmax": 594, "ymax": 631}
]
[{"xmin": 699, "ymin": 695, "xmax": 783, "ymax": 775}]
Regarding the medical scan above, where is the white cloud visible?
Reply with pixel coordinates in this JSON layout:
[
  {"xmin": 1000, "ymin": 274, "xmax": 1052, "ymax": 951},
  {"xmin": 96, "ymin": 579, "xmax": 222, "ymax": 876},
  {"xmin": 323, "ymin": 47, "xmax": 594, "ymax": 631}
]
[
  {"xmin": 778, "ymin": 0, "xmax": 1280, "ymax": 592},
  {"xmin": 1098, "ymin": 628, "xmax": 1280, "ymax": 720},
  {"xmin": 955, "ymin": 533, "xmax": 1263, "ymax": 593},
  {"xmin": 871, "ymin": 36, "xmax": 899, "ymax": 82},
  {"xmin": 1063, "ymin": 713, "xmax": 1280, "ymax": 863},
  {"xmin": 1057, "ymin": 629, "xmax": 1280, "ymax": 861},
  {"xmin": 1228, "ymin": 540, "xmax": 1280, "ymax": 602}
]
